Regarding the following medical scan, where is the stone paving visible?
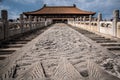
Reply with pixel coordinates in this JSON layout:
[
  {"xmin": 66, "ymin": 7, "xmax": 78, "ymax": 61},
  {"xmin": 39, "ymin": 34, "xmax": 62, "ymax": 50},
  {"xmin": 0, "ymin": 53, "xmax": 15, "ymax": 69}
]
[{"xmin": 1, "ymin": 23, "xmax": 120, "ymax": 80}]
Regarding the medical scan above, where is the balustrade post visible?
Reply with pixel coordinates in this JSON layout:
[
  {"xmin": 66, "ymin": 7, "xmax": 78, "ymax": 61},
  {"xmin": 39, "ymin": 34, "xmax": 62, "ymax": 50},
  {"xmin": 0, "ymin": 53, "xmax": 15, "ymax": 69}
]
[
  {"xmin": 45, "ymin": 18, "xmax": 47, "ymax": 27},
  {"xmin": 34, "ymin": 16, "xmax": 37, "ymax": 29},
  {"xmin": 79, "ymin": 17, "xmax": 82, "ymax": 25},
  {"xmin": 83, "ymin": 16, "xmax": 86, "ymax": 29},
  {"xmin": 76, "ymin": 17, "xmax": 79, "ymax": 26},
  {"xmin": 28, "ymin": 15, "xmax": 32, "ymax": 31},
  {"xmin": 1, "ymin": 10, "xmax": 9, "ymax": 40},
  {"xmin": 74, "ymin": 18, "xmax": 77, "ymax": 27},
  {"xmin": 73, "ymin": 17, "xmax": 75, "ymax": 26},
  {"xmin": 20, "ymin": 14, "xmax": 24, "ymax": 34},
  {"xmin": 113, "ymin": 10, "xmax": 119, "ymax": 37},
  {"xmin": 89, "ymin": 15, "xmax": 92, "ymax": 21},
  {"xmin": 38, "ymin": 17, "xmax": 41, "ymax": 22},
  {"xmin": 34, "ymin": 16, "xmax": 37, "ymax": 22},
  {"xmin": 97, "ymin": 13, "xmax": 102, "ymax": 32},
  {"xmin": 83, "ymin": 16, "xmax": 86, "ymax": 22},
  {"xmin": 98, "ymin": 13, "xmax": 102, "ymax": 21},
  {"xmin": 37, "ymin": 17, "xmax": 41, "ymax": 28},
  {"xmin": 89, "ymin": 15, "xmax": 92, "ymax": 31}
]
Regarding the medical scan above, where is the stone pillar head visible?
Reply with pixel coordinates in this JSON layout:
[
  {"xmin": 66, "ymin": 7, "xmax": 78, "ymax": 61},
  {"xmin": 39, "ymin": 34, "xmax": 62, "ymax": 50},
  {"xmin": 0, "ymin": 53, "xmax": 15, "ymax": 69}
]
[
  {"xmin": 28, "ymin": 15, "xmax": 32, "ymax": 21},
  {"xmin": 113, "ymin": 10, "xmax": 119, "ymax": 20},
  {"xmin": 1, "ymin": 10, "xmax": 8, "ymax": 21},
  {"xmin": 83, "ymin": 16, "xmax": 86, "ymax": 21},
  {"xmin": 89, "ymin": 15, "xmax": 92, "ymax": 21},
  {"xmin": 34, "ymin": 16, "xmax": 37, "ymax": 21},
  {"xmin": 98, "ymin": 13, "xmax": 102, "ymax": 21},
  {"xmin": 20, "ymin": 14, "xmax": 24, "ymax": 21},
  {"xmin": 113, "ymin": 10, "xmax": 119, "ymax": 37},
  {"xmin": 38, "ymin": 17, "xmax": 41, "ymax": 21}
]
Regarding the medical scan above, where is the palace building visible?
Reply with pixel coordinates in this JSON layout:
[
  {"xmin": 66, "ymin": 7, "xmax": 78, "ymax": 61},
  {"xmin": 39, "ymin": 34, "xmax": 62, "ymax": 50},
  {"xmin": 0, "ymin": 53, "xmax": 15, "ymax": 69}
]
[{"xmin": 23, "ymin": 4, "xmax": 96, "ymax": 23}]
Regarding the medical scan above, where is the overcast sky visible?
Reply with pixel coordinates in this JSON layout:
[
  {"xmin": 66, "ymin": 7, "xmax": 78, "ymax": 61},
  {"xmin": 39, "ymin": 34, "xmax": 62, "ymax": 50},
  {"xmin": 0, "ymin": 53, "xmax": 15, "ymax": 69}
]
[{"xmin": 0, "ymin": 0, "xmax": 120, "ymax": 19}]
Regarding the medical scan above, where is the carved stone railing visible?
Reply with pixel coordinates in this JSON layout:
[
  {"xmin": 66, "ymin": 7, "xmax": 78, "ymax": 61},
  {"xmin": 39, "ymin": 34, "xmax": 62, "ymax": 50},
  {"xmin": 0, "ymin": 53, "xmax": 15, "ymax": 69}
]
[
  {"xmin": 9, "ymin": 22, "xmax": 21, "ymax": 37},
  {"xmin": 68, "ymin": 20, "xmax": 120, "ymax": 38},
  {"xmin": 0, "ymin": 10, "xmax": 53, "ymax": 42},
  {"xmin": 0, "ymin": 21, "xmax": 49, "ymax": 41},
  {"xmin": 68, "ymin": 10, "xmax": 120, "ymax": 38},
  {"xmin": 100, "ymin": 21, "xmax": 113, "ymax": 36}
]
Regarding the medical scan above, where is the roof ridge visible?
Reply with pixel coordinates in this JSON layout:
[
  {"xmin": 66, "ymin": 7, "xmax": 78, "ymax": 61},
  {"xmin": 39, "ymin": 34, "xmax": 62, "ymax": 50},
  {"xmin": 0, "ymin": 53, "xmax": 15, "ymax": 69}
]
[
  {"xmin": 43, "ymin": 4, "xmax": 76, "ymax": 8},
  {"xmin": 45, "ymin": 6, "xmax": 75, "ymax": 8}
]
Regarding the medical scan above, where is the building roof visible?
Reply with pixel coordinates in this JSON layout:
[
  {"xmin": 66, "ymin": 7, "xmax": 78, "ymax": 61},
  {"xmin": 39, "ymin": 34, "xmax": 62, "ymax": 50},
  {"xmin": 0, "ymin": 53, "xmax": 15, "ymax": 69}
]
[{"xmin": 23, "ymin": 4, "xmax": 96, "ymax": 15}]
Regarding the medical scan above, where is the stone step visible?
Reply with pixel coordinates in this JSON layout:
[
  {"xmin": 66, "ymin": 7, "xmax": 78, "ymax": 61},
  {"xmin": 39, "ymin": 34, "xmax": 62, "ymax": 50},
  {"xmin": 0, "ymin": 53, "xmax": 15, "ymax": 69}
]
[
  {"xmin": 0, "ymin": 56, "xmax": 6, "ymax": 60},
  {"xmin": 92, "ymin": 39, "xmax": 111, "ymax": 41},
  {"xmin": 0, "ymin": 44, "xmax": 23, "ymax": 48},
  {"xmin": 0, "ymin": 51, "xmax": 13, "ymax": 55},
  {"xmin": 90, "ymin": 37, "xmax": 106, "ymax": 39},
  {"xmin": 84, "ymin": 33, "xmax": 100, "ymax": 35},
  {"xmin": 0, "ymin": 48, "xmax": 19, "ymax": 51},
  {"xmin": 90, "ymin": 36, "xmax": 105, "ymax": 38},
  {"xmin": 95, "ymin": 39, "xmax": 114, "ymax": 41},
  {"xmin": 4, "ymin": 41, "xmax": 27, "ymax": 44},
  {"xmin": 81, "ymin": 33, "xmax": 95, "ymax": 35},
  {"xmin": 0, "ymin": 50, "xmax": 15, "ymax": 53},
  {"xmin": 106, "ymin": 46, "xmax": 120, "ymax": 50},
  {"xmin": 101, "ymin": 43, "xmax": 120, "ymax": 46},
  {"xmin": 11, "ymin": 39, "xmax": 31, "ymax": 42},
  {"xmin": 0, "ymin": 54, "xmax": 10, "ymax": 57},
  {"xmin": 20, "ymin": 37, "xmax": 34, "ymax": 40},
  {"xmin": 87, "ymin": 36, "xmax": 104, "ymax": 38},
  {"xmin": 0, "ymin": 49, "xmax": 17, "ymax": 59},
  {"xmin": 10, "ymin": 40, "xmax": 29, "ymax": 42},
  {"xmin": 96, "ymin": 40, "xmax": 117, "ymax": 43}
]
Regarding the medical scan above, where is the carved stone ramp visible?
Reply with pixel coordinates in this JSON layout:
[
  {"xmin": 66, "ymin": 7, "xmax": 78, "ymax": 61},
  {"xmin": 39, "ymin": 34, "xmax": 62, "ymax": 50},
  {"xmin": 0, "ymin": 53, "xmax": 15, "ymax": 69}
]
[
  {"xmin": 52, "ymin": 57, "xmax": 84, "ymax": 80},
  {"xmin": 87, "ymin": 60, "xmax": 120, "ymax": 80},
  {"xmin": 15, "ymin": 62, "xmax": 46, "ymax": 80}
]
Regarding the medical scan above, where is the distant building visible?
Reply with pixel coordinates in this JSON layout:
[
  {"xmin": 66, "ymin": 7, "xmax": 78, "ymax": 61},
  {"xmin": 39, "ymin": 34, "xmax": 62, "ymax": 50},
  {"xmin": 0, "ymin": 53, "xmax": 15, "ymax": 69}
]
[{"xmin": 23, "ymin": 4, "xmax": 96, "ymax": 23}]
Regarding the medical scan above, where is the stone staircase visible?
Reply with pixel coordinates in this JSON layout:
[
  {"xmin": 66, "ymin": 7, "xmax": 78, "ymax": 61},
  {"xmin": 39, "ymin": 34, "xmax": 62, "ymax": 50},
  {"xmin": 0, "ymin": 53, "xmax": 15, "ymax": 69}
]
[
  {"xmin": 1, "ymin": 23, "xmax": 120, "ymax": 80},
  {"xmin": 69, "ymin": 26, "xmax": 120, "ymax": 56},
  {"xmin": 0, "ymin": 26, "xmax": 50, "ymax": 61}
]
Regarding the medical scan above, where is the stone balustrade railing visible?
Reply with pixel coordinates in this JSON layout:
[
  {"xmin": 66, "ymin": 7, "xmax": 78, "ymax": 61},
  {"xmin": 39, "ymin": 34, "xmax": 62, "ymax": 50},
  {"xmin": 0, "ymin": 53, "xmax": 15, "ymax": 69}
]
[
  {"xmin": 0, "ymin": 10, "xmax": 53, "ymax": 43},
  {"xmin": 68, "ymin": 10, "xmax": 120, "ymax": 38}
]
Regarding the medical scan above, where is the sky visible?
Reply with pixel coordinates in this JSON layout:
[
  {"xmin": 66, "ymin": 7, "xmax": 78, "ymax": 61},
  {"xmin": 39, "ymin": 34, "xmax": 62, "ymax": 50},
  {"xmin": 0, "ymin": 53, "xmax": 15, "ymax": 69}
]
[{"xmin": 0, "ymin": 0, "xmax": 120, "ymax": 19}]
